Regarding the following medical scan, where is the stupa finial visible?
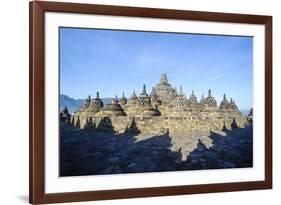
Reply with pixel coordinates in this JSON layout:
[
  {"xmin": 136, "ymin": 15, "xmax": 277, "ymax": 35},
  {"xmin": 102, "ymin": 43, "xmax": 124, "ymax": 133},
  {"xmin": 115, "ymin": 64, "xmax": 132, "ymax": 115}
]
[
  {"xmin": 130, "ymin": 89, "xmax": 137, "ymax": 98},
  {"xmin": 201, "ymin": 93, "xmax": 205, "ymax": 100},
  {"xmin": 151, "ymin": 87, "xmax": 157, "ymax": 96},
  {"xmin": 142, "ymin": 84, "xmax": 146, "ymax": 94},
  {"xmin": 160, "ymin": 73, "xmax": 168, "ymax": 85},
  {"xmin": 112, "ymin": 95, "xmax": 119, "ymax": 104},
  {"xmin": 179, "ymin": 85, "xmax": 183, "ymax": 95},
  {"xmin": 208, "ymin": 89, "xmax": 212, "ymax": 97}
]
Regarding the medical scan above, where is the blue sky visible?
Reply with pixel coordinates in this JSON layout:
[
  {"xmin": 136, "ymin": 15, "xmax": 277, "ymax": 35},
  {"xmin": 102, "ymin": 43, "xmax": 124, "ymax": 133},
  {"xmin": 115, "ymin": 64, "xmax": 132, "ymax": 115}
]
[{"xmin": 60, "ymin": 27, "xmax": 253, "ymax": 111}]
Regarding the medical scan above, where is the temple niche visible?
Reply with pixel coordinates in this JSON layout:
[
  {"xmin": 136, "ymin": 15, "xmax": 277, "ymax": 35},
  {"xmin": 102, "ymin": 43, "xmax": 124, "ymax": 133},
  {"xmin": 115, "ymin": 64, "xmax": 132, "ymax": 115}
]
[{"xmin": 70, "ymin": 73, "xmax": 247, "ymax": 134}]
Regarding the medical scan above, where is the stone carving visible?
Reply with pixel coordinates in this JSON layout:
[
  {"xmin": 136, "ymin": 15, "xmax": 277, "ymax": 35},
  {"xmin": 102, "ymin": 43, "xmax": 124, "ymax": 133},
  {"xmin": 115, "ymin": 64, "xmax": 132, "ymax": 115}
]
[{"xmin": 70, "ymin": 74, "xmax": 247, "ymax": 133}]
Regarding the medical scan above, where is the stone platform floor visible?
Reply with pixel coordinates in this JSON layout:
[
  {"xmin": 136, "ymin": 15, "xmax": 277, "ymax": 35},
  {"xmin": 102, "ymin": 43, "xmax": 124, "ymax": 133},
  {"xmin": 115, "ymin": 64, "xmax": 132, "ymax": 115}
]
[{"xmin": 60, "ymin": 123, "xmax": 253, "ymax": 176}]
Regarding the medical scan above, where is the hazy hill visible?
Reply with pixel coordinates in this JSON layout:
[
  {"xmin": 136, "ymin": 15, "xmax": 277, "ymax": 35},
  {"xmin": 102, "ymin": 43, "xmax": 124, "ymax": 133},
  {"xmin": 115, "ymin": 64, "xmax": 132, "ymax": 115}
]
[
  {"xmin": 241, "ymin": 110, "xmax": 251, "ymax": 116},
  {"xmin": 60, "ymin": 94, "xmax": 112, "ymax": 113},
  {"xmin": 60, "ymin": 95, "xmax": 83, "ymax": 114}
]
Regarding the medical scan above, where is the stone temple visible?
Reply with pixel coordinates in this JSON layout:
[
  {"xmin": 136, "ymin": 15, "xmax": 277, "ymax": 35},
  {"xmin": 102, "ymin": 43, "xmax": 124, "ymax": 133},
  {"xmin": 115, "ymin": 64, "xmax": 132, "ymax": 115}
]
[{"xmin": 69, "ymin": 74, "xmax": 247, "ymax": 134}]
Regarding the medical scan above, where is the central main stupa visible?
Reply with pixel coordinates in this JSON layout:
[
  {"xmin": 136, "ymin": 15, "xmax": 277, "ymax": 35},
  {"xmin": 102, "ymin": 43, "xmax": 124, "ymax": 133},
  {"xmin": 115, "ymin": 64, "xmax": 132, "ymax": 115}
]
[{"xmin": 153, "ymin": 74, "xmax": 177, "ymax": 103}]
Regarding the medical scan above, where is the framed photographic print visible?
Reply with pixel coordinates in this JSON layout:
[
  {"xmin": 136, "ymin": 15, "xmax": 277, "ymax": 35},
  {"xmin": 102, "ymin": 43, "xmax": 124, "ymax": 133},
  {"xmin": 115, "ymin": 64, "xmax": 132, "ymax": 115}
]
[{"xmin": 29, "ymin": 1, "xmax": 272, "ymax": 204}]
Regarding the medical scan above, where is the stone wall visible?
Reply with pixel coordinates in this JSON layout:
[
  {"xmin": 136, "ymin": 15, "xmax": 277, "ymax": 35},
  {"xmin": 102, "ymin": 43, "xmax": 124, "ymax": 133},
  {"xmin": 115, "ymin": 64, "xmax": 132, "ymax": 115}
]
[{"xmin": 71, "ymin": 112, "xmax": 246, "ymax": 134}]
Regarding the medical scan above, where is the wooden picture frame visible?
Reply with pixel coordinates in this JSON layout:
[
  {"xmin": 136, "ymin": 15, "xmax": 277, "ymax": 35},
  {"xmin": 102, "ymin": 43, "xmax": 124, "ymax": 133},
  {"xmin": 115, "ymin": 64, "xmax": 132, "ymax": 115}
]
[{"xmin": 29, "ymin": 1, "xmax": 272, "ymax": 204}]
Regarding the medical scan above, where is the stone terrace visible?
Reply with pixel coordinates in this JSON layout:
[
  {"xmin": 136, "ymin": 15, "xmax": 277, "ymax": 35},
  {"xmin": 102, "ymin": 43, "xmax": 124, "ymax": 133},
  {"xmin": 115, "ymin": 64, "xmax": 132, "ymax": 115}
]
[{"xmin": 60, "ymin": 122, "xmax": 253, "ymax": 176}]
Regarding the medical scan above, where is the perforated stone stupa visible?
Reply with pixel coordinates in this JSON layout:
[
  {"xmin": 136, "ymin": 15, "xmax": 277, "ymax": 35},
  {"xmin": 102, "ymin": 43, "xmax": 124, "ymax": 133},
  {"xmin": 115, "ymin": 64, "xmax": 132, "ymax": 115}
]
[{"xmin": 70, "ymin": 74, "xmax": 247, "ymax": 134}]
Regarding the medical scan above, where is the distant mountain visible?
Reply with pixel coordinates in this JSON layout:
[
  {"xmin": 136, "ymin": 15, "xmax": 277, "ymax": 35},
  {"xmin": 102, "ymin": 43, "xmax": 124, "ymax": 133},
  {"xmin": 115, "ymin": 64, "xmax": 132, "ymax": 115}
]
[
  {"xmin": 60, "ymin": 94, "xmax": 112, "ymax": 114},
  {"xmin": 101, "ymin": 98, "xmax": 112, "ymax": 105},
  {"xmin": 241, "ymin": 109, "xmax": 251, "ymax": 116},
  {"xmin": 60, "ymin": 95, "xmax": 84, "ymax": 114}
]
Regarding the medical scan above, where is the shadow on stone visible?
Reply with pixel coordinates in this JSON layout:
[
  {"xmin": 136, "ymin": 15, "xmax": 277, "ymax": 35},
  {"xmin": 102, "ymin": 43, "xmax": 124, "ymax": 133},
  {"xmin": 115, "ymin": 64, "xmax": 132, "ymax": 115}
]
[
  {"xmin": 60, "ymin": 124, "xmax": 182, "ymax": 176},
  {"xmin": 97, "ymin": 117, "xmax": 114, "ymax": 132},
  {"xmin": 231, "ymin": 118, "xmax": 238, "ymax": 129},
  {"xmin": 222, "ymin": 122, "xmax": 227, "ymax": 132},
  {"xmin": 75, "ymin": 116, "xmax": 80, "ymax": 128},
  {"xmin": 59, "ymin": 123, "xmax": 253, "ymax": 176},
  {"xmin": 84, "ymin": 117, "xmax": 96, "ymax": 130},
  {"xmin": 179, "ymin": 126, "xmax": 253, "ymax": 170},
  {"xmin": 125, "ymin": 117, "xmax": 140, "ymax": 134}
]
